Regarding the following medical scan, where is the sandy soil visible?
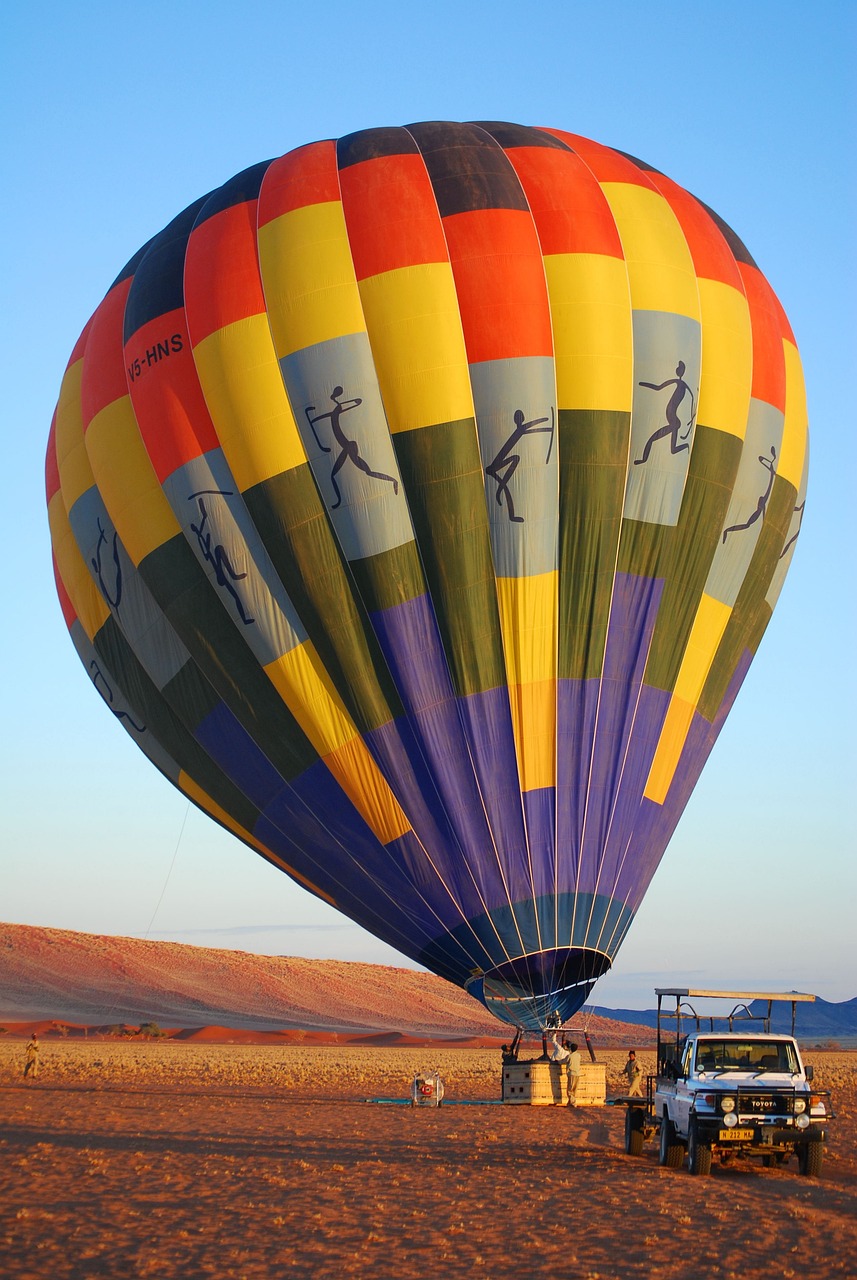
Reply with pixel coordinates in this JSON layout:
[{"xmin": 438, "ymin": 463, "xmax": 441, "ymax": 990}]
[{"xmin": 1, "ymin": 1042, "xmax": 855, "ymax": 1280}]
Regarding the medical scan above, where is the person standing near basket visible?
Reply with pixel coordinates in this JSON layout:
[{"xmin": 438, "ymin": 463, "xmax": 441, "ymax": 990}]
[{"xmin": 623, "ymin": 1049, "xmax": 643, "ymax": 1096}]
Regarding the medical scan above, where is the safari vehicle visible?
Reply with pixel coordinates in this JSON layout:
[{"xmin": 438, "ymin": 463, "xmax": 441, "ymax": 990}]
[{"xmin": 621, "ymin": 988, "xmax": 832, "ymax": 1177}]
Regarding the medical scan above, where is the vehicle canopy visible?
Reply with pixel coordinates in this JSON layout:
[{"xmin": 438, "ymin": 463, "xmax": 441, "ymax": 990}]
[{"xmin": 653, "ymin": 988, "xmax": 816, "ymax": 1077}]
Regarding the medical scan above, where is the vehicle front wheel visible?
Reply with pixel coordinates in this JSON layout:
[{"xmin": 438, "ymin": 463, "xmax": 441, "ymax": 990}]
[
  {"xmin": 688, "ymin": 1120, "xmax": 712, "ymax": 1176},
  {"xmin": 798, "ymin": 1140, "xmax": 824, "ymax": 1178},
  {"xmin": 658, "ymin": 1114, "xmax": 684, "ymax": 1169},
  {"xmin": 625, "ymin": 1108, "xmax": 644, "ymax": 1156}
]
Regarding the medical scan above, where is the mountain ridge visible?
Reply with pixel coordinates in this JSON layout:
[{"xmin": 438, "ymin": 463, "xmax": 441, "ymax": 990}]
[{"xmin": 0, "ymin": 921, "xmax": 650, "ymax": 1043}]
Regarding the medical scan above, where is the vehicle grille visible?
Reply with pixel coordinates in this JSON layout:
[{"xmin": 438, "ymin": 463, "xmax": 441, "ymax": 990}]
[{"xmin": 736, "ymin": 1092, "xmax": 792, "ymax": 1116}]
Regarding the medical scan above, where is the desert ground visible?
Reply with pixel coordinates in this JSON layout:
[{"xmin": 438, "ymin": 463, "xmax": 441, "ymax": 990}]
[{"xmin": 1, "ymin": 1040, "xmax": 855, "ymax": 1280}]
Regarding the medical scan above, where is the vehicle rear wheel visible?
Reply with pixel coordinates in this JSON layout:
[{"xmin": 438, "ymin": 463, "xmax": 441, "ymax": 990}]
[
  {"xmin": 658, "ymin": 1114, "xmax": 684, "ymax": 1169},
  {"xmin": 798, "ymin": 1140, "xmax": 824, "ymax": 1178},
  {"xmin": 625, "ymin": 1108, "xmax": 644, "ymax": 1156},
  {"xmin": 688, "ymin": 1120, "xmax": 712, "ymax": 1176}
]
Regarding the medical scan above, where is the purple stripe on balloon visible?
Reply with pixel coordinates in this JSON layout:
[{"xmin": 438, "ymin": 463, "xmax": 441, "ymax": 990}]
[
  {"xmin": 522, "ymin": 786, "xmax": 556, "ymax": 905},
  {"xmin": 369, "ymin": 594, "xmax": 531, "ymax": 909},
  {"xmin": 557, "ymin": 676, "xmax": 599, "ymax": 882},
  {"xmin": 619, "ymin": 646, "xmax": 754, "ymax": 917},
  {"xmin": 369, "ymin": 592, "xmax": 455, "ymax": 716},
  {"xmin": 458, "ymin": 685, "xmax": 532, "ymax": 903},
  {"xmin": 558, "ymin": 572, "xmax": 665, "ymax": 893},
  {"xmin": 585, "ymin": 681, "xmax": 671, "ymax": 899},
  {"xmin": 364, "ymin": 715, "xmax": 492, "ymax": 915}
]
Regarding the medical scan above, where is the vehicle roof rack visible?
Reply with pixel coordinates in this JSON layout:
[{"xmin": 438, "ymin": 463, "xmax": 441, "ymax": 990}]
[{"xmin": 654, "ymin": 989, "xmax": 816, "ymax": 1038}]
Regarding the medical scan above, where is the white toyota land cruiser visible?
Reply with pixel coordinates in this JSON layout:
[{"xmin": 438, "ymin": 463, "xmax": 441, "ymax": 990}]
[{"xmin": 622, "ymin": 988, "xmax": 831, "ymax": 1177}]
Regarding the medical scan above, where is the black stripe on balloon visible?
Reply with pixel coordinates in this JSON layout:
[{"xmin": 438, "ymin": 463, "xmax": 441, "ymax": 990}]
[
  {"xmin": 337, "ymin": 126, "xmax": 420, "ymax": 169},
  {"xmin": 472, "ymin": 121, "xmax": 571, "ymax": 151},
  {"xmin": 123, "ymin": 196, "xmax": 209, "ymax": 341},
  {"xmin": 192, "ymin": 161, "xmax": 272, "ymax": 228},
  {"xmin": 406, "ymin": 121, "xmax": 530, "ymax": 217},
  {"xmin": 694, "ymin": 199, "xmax": 759, "ymax": 269}
]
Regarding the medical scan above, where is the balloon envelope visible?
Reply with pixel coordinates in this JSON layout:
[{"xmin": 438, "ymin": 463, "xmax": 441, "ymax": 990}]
[{"xmin": 46, "ymin": 122, "xmax": 808, "ymax": 1029}]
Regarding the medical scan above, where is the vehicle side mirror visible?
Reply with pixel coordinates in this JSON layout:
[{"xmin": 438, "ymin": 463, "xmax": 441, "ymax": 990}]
[{"xmin": 805, "ymin": 1064, "xmax": 814, "ymax": 1081}]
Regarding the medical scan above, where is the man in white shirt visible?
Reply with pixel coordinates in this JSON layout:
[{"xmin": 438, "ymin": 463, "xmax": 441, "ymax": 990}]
[{"xmin": 551, "ymin": 1033, "xmax": 581, "ymax": 1105}]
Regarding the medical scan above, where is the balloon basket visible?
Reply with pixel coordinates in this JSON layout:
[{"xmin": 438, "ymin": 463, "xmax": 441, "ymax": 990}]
[{"xmin": 502, "ymin": 1059, "xmax": 606, "ymax": 1106}]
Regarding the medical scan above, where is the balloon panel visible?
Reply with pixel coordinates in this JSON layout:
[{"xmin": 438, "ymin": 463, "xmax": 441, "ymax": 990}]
[{"xmin": 46, "ymin": 122, "xmax": 808, "ymax": 1028}]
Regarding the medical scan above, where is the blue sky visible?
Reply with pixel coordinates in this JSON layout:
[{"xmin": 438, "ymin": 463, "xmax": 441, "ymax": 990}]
[{"xmin": 2, "ymin": 1, "xmax": 854, "ymax": 1008}]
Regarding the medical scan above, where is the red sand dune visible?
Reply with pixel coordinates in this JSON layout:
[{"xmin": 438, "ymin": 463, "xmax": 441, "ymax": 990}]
[{"xmin": 0, "ymin": 921, "xmax": 651, "ymax": 1045}]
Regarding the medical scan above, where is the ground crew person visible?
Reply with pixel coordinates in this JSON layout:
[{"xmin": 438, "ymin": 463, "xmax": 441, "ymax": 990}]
[
  {"xmin": 551, "ymin": 1033, "xmax": 581, "ymax": 1105},
  {"xmin": 623, "ymin": 1049, "xmax": 643, "ymax": 1096},
  {"xmin": 23, "ymin": 1033, "xmax": 39, "ymax": 1081}
]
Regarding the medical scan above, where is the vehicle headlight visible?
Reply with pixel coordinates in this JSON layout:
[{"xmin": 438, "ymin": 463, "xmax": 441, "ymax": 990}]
[
  {"xmin": 723, "ymin": 1112, "xmax": 738, "ymax": 1128},
  {"xmin": 793, "ymin": 1098, "xmax": 806, "ymax": 1114},
  {"xmin": 795, "ymin": 1113, "xmax": 810, "ymax": 1130},
  {"xmin": 720, "ymin": 1097, "xmax": 735, "ymax": 1113}
]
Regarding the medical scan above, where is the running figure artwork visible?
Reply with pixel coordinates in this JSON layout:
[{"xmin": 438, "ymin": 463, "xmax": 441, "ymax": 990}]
[
  {"xmin": 188, "ymin": 489, "xmax": 255, "ymax": 626},
  {"xmin": 722, "ymin": 446, "xmax": 778, "ymax": 543},
  {"xmin": 634, "ymin": 361, "xmax": 696, "ymax": 465},
  {"xmin": 485, "ymin": 407, "xmax": 555, "ymax": 523},
  {"xmin": 305, "ymin": 387, "xmax": 399, "ymax": 510},
  {"xmin": 91, "ymin": 518, "xmax": 123, "ymax": 612}
]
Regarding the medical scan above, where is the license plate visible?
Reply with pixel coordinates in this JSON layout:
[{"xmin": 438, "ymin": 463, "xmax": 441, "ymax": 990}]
[{"xmin": 718, "ymin": 1128, "xmax": 753, "ymax": 1141}]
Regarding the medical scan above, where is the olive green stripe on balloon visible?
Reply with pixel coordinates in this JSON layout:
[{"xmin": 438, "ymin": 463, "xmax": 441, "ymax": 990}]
[
  {"xmin": 92, "ymin": 615, "xmax": 261, "ymax": 833},
  {"xmin": 393, "ymin": 418, "xmax": 505, "ymax": 700},
  {"xmin": 138, "ymin": 533, "xmax": 320, "ymax": 779},
  {"xmin": 698, "ymin": 472, "xmax": 798, "ymax": 721},
  {"xmin": 641, "ymin": 425, "xmax": 743, "ymax": 693},
  {"xmin": 243, "ymin": 467, "xmax": 402, "ymax": 733},
  {"xmin": 348, "ymin": 539, "xmax": 431, "ymax": 616},
  {"xmin": 557, "ymin": 409, "xmax": 630, "ymax": 682}
]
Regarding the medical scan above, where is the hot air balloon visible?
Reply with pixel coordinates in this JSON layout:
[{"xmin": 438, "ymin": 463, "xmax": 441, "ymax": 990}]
[{"xmin": 46, "ymin": 121, "xmax": 808, "ymax": 1030}]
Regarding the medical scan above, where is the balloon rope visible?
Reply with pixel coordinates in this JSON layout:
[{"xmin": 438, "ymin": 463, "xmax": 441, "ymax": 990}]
[
  {"xmin": 88, "ymin": 800, "xmax": 191, "ymax": 1029},
  {"xmin": 142, "ymin": 800, "xmax": 191, "ymax": 940}
]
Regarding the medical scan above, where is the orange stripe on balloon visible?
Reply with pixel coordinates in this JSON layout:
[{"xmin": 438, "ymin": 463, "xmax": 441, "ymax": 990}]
[
  {"xmin": 647, "ymin": 172, "xmax": 745, "ymax": 290},
  {"xmin": 45, "ymin": 413, "xmax": 61, "ymax": 502},
  {"xmin": 443, "ymin": 208, "xmax": 554, "ymax": 363},
  {"xmin": 741, "ymin": 265, "xmax": 787, "ymax": 412},
  {"xmin": 545, "ymin": 130, "xmax": 656, "ymax": 187},
  {"xmin": 339, "ymin": 152, "xmax": 448, "ymax": 279},
  {"xmin": 80, "ymin": 282, "xmax": 134, "ymax": 426},
  {"xmin": 185, "ymin": 200, "xmax": 267, "ymax": 342},
  {"xmin": 124, "ymin": 311, "xmax": 220, "ymax": 482},
  {"xmin": 257, "ymin": 140, "xmax": 340, "ymax": 225},
  {"xmin": 503, "ymin": 144, "xmax": 624, "ymax": 258},
  {"xmin": 52, "ymin": 552, "xmax": 77, "ymax": 629}
]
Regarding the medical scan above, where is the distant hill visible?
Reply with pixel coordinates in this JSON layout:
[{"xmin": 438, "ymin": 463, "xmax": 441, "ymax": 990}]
[
  {"xmin": 592, "ymin": 996, "xmax": 857, "ymax": 1042},
  {"xmin": 0, "ymin": 922, "xmax": 650, "ymax": 1044}
]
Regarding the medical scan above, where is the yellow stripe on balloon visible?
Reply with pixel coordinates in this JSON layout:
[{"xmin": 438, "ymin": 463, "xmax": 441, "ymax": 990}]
[
  {"xmin": 644, "ymin": 593, "xmax": 731, "ymax": 804},
  {"xmin": 601, "ymin": 183, "xmax": 700, "ymax": 321},
  {"xmin": 695, "ymin": 278, "xmax": 753, "ymax": 439},
  {"xmin": 48, "ymin": 491, "xmax": 110, "ymax": 640},
  {"xmin": 264, "ymin": 644, "xmax": 411, "ymax": 845},
  {"xmin": 777, "ymin": 340, "xmax": 809, "ymax": 492},
  {"xmin": 507, "ymin": 679, "xmax": 556, "ymax": 793},
  {"xmin": 86, "ymin": 396, "xmax": 181, "ymax": 566},
  {"xmin": 358, "ymin": 261, "xmax": 474, "ymax": 432},
  {"xmin": 495, "ymin": 572, "xmax": 557, "ymax": 685},
  {"xmin": 496, "ymin": 571, "xmax": 557, "ymax": 792},
  {"xmin": 54, "ymin": 359, "xmax": 93, "ymax": 511},
  {"xmin": 543, "ymin": 252, "xmax": 633, "ymax": 413},
  {"xmin": 258, "ymin": 201, "xmax": 365, "ymax": 357},
  {"xmin": 192, "ymin": 315, "xmax": 308, "ymax": 487}
]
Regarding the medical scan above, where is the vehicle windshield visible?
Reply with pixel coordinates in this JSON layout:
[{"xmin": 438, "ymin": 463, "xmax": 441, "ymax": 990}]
[{"xmin": 694, "ymin": 1040, "xmax": 799, "ymax": 1073}]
